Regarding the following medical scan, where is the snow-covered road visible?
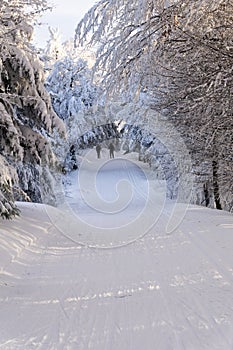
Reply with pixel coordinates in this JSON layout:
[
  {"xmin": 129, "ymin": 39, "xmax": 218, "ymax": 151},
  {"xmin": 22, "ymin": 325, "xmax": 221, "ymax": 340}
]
[{"xmin": 0, "ymin": 150, "xmax": 233, "ymax": 349}]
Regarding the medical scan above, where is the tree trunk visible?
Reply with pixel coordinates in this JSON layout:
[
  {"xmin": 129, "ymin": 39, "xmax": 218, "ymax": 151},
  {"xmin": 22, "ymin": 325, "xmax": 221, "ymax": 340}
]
[{"xmin": 212, "ymin": 159, "xmax": 222, "ymax": 210}]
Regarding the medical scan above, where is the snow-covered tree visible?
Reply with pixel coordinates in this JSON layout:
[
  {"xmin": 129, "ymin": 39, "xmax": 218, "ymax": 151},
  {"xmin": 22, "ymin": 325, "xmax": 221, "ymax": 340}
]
[
  {"xmin": 46, "ymin": 56, "xmax": 98, "ymax": 119},
  {"xmin": 75, "ymin": 0, "xmax": 233, "ymax": 211},
  {"xmin": 45, "ymin": 27, "xmax": 65, "ymax": 62},
  {"xmin": 45, "ymin": 45, "xmax": 104, "ymax": 171},
  {"xmin": 0, "ymin": 0, "xmax": 65, "ymax": 218}
]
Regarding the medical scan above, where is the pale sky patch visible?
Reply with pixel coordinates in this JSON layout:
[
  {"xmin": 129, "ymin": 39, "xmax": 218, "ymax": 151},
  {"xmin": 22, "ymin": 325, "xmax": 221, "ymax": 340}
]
[{"xmin": 33, "ymin": 0, "xmax": 97, "ymax": 48}]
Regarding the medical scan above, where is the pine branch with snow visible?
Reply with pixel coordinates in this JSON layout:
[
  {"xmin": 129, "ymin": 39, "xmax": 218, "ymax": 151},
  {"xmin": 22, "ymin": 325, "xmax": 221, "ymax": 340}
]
[{"xmin": 0, "ymin": 0, "xmax": 66, "ymax": 218}]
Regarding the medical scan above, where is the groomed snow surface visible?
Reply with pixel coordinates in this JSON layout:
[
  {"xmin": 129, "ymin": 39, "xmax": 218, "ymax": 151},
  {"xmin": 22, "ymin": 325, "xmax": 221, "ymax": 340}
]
[{"xmin": 0, "ymin": 149, "xmax": 233, "ymax": 349}]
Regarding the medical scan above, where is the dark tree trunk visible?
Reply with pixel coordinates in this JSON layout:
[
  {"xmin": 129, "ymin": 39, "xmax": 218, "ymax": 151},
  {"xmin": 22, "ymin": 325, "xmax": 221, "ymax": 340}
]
[
  {"xmin": 212, "ymin": 159, "xmax": 222, "ymax": 210},
  {"xmin": 203, "ymin": 183, "xmax": 210, "ymax": 207}
]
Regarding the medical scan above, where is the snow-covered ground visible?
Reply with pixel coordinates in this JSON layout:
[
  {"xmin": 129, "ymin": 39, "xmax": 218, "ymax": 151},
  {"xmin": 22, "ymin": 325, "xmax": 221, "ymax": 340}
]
[{"xmin": 0, "ymin": 149, "xmax": 233, "ymax": 349}]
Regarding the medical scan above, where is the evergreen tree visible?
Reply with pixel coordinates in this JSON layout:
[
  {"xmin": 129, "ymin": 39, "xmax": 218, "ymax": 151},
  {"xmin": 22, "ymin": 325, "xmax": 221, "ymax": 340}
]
[{"xmin": 0, "ymin": 0, "xmax": 65, "ymax": 218}]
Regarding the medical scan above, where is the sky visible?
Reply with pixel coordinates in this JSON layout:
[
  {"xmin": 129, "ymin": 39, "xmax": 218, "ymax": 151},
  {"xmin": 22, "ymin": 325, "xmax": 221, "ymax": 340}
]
[{"xmin": 33, "ymin": 0, "xmax": 97, "ymax": 48}]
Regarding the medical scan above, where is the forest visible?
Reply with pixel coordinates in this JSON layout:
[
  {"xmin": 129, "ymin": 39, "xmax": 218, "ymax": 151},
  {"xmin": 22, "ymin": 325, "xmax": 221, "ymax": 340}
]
[{"xmin": 0, "ymin": 0, "xmax": 232, "ymax": 218}]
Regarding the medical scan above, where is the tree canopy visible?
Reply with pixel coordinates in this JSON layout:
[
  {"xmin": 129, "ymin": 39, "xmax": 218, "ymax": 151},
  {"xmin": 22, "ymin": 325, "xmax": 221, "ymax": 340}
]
[{"xmin": 75, "ymin": 0, "xmax": 233, "ymax": 211}]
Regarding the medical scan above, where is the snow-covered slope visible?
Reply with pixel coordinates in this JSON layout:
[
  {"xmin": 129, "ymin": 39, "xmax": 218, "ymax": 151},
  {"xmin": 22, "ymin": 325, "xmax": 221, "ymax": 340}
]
[{"xmin": 0, "ymin": 150, "xmax": 233, "ymax": 349}]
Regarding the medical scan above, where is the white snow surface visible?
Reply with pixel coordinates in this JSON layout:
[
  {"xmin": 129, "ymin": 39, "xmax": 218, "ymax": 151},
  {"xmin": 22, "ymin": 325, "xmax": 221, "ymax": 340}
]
[{"xmin": 0, "ymin": 149, "xmax": 233, "ymax": 349}]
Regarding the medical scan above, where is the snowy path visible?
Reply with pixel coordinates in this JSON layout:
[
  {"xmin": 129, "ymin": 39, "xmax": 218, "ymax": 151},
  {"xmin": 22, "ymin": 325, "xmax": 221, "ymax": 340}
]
[{"xmin": 0, "ymin": 150, "xmax": 233, "ymax": 349}]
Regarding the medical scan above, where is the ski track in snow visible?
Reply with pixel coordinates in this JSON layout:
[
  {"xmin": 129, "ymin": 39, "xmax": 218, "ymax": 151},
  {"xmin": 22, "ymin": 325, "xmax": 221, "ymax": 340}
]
[{"xmin": 0, "ymin": 150, "xmax": 233, "ymax": 349}]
